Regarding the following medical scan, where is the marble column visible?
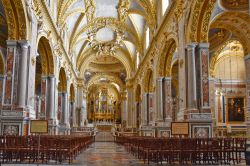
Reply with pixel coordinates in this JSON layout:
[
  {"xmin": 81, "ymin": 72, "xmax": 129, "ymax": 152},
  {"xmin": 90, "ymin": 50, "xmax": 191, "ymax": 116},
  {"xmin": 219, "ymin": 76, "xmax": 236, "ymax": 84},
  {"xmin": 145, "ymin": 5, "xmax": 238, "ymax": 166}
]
[
  {"xmin": 121, "ymin": 91, "xmax": 127, "ymax": 127},
  {"xmin": 76, "ymin": 84, "xmax": 87, "ymax": 127},
  {"xmin": 186, "ymin": 43, "xmax": 198, "ymax": 110},
  {"xmin": 17, "ymin": 41, "xmax": 29, "ymax": 108},
  {"xmin": 126, "ymin": 88, "xmax": 133, "ymax": 127},
  {"xmin": 163, "ymin": 77, "xmax": 172, "ymax": 122},
  {"xmin": 3, "ymin": 40, "xmax": 31, "ymax": 109},
  {"xmin": 148, "ymin": 93, "xmax": 154, "ymax": 124},
  {"xmin": 3, "ymin": 41, "xmax": 18, "ymax": 106},
  {"xmin": 0, "ymin": 75, "xmax": 4, "ymax": 107},
  {"xmin": 47, "ymin": 75, "xmax": 56, "ymax": 119},
  {"xmin": 209, "ymin": 77, "xmax": 216, "ymax": 121},
  {"xmin": 144, "ymin": 93, "xmax": 150, "ymax": 125},
  {"xmin": 142, "ymin": 93, "xmax": 147, "ymax": 125},
  {"xmin": 245, "ymin": 54, "xmax": 250, "ymax": 136},
  {"xmin": 40, "ymin": 76, "xmax": 47, "ymax": 119},
  {"xmin": 81, "ymin": 93, "xmax": 88, "ymax": 125},
  {"xmin": 76, "ymin": 84, "xmax": 83, "ymax": 126},
  {"xmin": 62, "ymin": 92, "xmax": 69, "ymax": 125},
  {"xmin": 71, "ymin": 101, "xmax": 76, "ymax": 127},
  {"xmin": 57, "ymin": 92, "xmax": 62, "ymax": 123},
  {"xmin": 196, "ymin": 43, "xmax": 210, "ymax": 112},
  {"xmin": 156, "ymin": 77, "xmax": 163, "ymax": 121}
]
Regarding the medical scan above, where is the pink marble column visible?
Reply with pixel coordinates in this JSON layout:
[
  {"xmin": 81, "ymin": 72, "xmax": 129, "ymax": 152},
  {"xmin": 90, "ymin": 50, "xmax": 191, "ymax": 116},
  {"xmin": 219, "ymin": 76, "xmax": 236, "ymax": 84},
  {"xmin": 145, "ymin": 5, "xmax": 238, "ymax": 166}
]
[
  {"xmin": 57, "ymin": 93, "xmax": 62, "ymax": 123},
  {"xmin": 163, "ymin": 77, "xmax": 172, "ymax": 121},
  {"xmin": 0, "ymin": 75, "xmax": 4, "ymax": 108},
  {"xmin": 197, "ymin": 43, "xmax": 210, "ymax": 112},
  {"xmin": 3, "ymin": 40, "xmax": 30, "ymax": 110},
  {"xmin": 156, "ymin": 77, "xmax": 163, "ymax": 121},
  {"xmin": 245, "ymin": 55, "xmax": 250, "ymax": 137},
  {"xmin": 3, "ymin": 41, "xmax": 17, "ymax": 107}
]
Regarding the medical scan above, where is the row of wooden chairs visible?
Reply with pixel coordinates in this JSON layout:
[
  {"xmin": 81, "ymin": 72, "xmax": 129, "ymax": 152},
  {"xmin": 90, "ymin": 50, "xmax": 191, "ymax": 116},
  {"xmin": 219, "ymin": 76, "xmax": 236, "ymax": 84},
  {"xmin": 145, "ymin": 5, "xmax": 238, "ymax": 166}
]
[
  {"xmin": 0, "ymin": 135, "xmax": 94, "ymax": 164},
  {"xmin": 116, "ymin": 136, "xmax": 246, "ymax": 165}
]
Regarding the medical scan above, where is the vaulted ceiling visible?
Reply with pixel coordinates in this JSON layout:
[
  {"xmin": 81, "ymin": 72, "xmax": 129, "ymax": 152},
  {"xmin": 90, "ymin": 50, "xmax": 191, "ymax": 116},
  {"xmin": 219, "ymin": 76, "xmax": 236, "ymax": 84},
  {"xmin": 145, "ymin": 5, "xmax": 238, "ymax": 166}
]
[{"xmin": 57, "ymin": 0, "xmax": 156, "ymax": 88}]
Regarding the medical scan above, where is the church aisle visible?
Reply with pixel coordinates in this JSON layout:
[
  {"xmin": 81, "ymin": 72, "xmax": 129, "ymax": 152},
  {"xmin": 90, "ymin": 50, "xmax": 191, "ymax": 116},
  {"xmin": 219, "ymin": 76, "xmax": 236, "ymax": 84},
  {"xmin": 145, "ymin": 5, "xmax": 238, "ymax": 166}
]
[{"xmin": 73, "ymin": 142, "xmax": 156, "ymax": 166}]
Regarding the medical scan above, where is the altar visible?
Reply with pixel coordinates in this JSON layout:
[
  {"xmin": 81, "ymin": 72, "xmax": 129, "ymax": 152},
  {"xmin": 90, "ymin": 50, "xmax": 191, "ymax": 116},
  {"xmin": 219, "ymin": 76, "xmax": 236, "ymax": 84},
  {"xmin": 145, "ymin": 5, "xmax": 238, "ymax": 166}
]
[{"xmin": 87, "ymin": 88, "xmax": 121, "ymax": 123}]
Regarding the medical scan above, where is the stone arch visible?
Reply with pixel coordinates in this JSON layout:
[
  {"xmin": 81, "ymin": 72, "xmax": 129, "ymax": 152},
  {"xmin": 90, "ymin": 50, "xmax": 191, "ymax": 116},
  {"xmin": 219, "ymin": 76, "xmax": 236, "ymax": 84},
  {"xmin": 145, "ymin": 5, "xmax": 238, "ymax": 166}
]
[
  {"xmin": 37, "ymin": 37, "xmax": 54, "ymax": 75},
  {"xmin": 1, "ymin": 0, "xmax": 27, "ymax": 40},
  {"xmin": 157, "ymin": 38, "xmax": 177, "ymax": 77},
  {"xmin": 210, "ymin": 11, "xmax": 250, "ymax": 55},
  {"xmin": 58, "ymin": 68, "xmax": 67, "ymax": 92},
  {"xmin": 78, "ymin": 48, "xmax": 133, "ymax": 79},
  {"xmin": 87, "ymin": 73, "xmax": 125, "ymax": 91},
  {"xmin": 186, "ymin": 0, "xmax": 217, "ymax": 43},
  {"xmin": 144, "ymin": 69, "xmax": 154, "ymax": 93},
  {"xmin": 210, "ymin": 40, "xmax": 245, "ymax": 79}
]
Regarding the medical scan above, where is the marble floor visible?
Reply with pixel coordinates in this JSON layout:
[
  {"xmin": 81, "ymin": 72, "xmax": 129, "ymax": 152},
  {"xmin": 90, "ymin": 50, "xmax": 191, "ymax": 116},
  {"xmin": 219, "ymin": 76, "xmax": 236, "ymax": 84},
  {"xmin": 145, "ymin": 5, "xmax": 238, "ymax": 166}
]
[{"xmin": 73, "ymin": 142, "xmax": 153, "ymax": 166}]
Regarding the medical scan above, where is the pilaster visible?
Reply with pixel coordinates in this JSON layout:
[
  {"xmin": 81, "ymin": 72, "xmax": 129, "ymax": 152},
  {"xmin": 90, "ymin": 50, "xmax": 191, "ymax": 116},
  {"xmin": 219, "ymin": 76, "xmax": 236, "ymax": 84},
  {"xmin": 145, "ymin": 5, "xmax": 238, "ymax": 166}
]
[
  {"xmin": 1, "ymin": 40, "xmax": 32, "ymax": 136},
  {"xmin": 40, "ymin": 75, "xmax": 48, "ymax": 119},
  {"xmin": 3, "ymin": 41, "xmax": 18, "ymax": 107},
  {"xmin": 163, "ymin": 77, "xmax": 172, "ymax": 124},
  {"xmin": 126, "ymin": 87, "xmax": 133, "ymax": 127},
  {"xmin": 0, "ymin": 74, "xmax": 4, "ymax": 108},
  {"xmin": 244, "ymin": 54, "xmax": 250, "ymax": 137},
  {"xmin": 120, "ymin": 91, "xmax": 127, "ymax": 128},
  {"xmin": 197, "ymin": 43, "xmax": 210, "ymax": 112},
  {"xmin": 156, "ymin": 77, "xmax": 163, "ymax": 121}
]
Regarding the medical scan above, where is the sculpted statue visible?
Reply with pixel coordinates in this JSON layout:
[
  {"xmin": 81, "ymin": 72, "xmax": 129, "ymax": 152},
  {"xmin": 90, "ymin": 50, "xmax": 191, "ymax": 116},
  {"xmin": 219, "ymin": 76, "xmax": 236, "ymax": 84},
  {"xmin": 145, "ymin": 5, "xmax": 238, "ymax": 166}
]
[{"xmin": 25, "ymin": 0, "xmax": 34, "ymax": 23}]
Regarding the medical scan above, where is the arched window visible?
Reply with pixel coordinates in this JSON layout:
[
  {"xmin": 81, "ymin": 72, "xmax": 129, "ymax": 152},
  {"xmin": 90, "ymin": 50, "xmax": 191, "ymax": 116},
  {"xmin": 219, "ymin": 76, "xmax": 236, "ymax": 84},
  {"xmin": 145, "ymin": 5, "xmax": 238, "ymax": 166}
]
[
  {"xmin": 146, "ymin": 27, "xmax": 150, "ymax": 49},
  {"xmin": 162, "ymin": 0, "xmax": 169, "ymax": 16}
]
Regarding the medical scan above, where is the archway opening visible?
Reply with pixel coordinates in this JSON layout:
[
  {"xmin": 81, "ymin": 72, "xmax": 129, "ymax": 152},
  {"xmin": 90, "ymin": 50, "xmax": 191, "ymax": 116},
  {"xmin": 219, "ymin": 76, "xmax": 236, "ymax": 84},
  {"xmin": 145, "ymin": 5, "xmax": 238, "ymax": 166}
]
[
  {"xmin": 144, "ymin": 69, "xmax": 154, "ymax": 125},
  {"xmin": 58, "ymin": 68, "xmax": 67, "ymax": 124},
  {"xmin": 171, "ymin": 60, "xmax": 179, "ymax": 121},
  {"xmin": 213, "ymin": 41, "xmax": 246, "ymax": 123},
  {"xmin": 35, "ymin": 37, "xmax": 54, "ymax": 119}
]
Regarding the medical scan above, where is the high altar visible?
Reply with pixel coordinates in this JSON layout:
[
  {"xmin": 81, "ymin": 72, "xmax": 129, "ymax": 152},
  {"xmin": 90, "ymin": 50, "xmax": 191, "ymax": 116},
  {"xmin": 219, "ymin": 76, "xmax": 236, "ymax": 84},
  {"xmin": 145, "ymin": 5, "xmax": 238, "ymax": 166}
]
[{"xmin": 87, "ymin": 88, "xmax": 121, "ymax": 123}]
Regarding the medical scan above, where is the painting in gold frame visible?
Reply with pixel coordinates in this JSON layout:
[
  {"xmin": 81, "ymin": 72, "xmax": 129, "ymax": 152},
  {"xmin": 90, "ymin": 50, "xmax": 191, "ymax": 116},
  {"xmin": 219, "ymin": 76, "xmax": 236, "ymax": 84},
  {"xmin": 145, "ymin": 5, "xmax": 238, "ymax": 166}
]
[{"xmin": 227, "ymin": 97, "xmax": 245, "ymax": 123}]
